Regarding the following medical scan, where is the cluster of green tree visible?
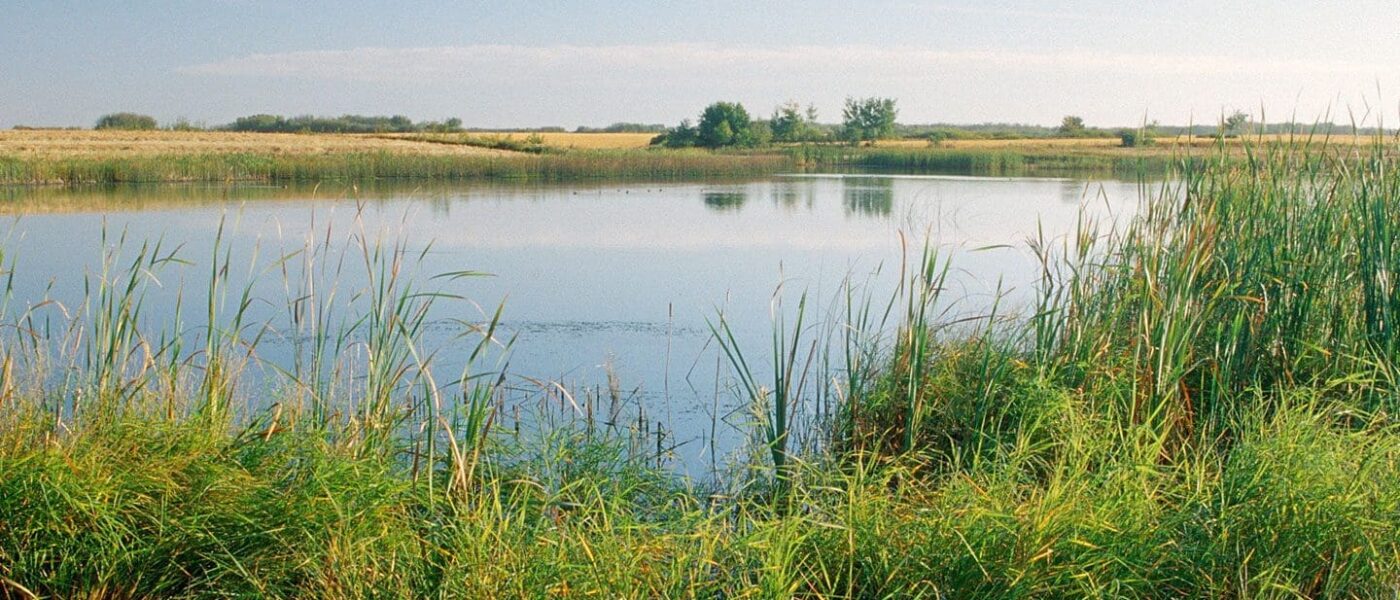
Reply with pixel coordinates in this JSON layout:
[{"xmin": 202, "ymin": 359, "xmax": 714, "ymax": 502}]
[
  {"xmin": 652, "ymin": 97, "xmax": 899, "ymax": 148},
  {"xmin": 840, "ymin": 97, "xmax": 898, "ymax": 144},
  {"xmin": 95, "ymin": 112, "xmax": 158, "ymax": 130},
  {"xmin": 226, "ymin": 114, "xmax": 464, "ymax": 134},
  {"xmin": 769, "ymin": 101, "xmax": 827, "ymax": 143},
  {"xmin": 1054, "ymin": 115, "xmax": 1096, "ymax": 138},
  {"xmin": 573, "ymin": 123, "xmax": 667, "ymax": 134},
  {"xmin": 650, "ymin": 102, "xmax": 769, "ymax": 148}
]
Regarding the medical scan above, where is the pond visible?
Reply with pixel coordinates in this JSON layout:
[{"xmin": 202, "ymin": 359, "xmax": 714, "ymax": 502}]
[{"xmin": 0, "ymin": 174, "xmax": 1148, "ymax": 477}]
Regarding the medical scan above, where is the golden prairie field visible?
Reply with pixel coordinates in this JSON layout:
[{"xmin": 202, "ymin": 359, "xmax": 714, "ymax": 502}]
[
  {"xmin": 496, "ymin": 132, "xmax": 657, "ymax": 149},
  {"xmin": 378, "ymin": 131, "xmax": 657, "ymax": 150},
  {"xmin": 0, "ymin": 129, "xmax": 513, "ymax": 158},
  {"xmin": 3, "ymin": 129, "xmax": 1381, "ymax": 163}
]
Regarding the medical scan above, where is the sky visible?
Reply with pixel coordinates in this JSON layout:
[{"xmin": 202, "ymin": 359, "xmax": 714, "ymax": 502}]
[{"xmin": 2, "ymin": 1, "xmax": 1399, "ymax": 129}]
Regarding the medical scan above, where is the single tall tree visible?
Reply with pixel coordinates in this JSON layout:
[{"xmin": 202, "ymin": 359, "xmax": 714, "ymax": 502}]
[
  {"xmin": 1057, "ymin": 115, "xmax": 1086, "ymax": 137},
  {"xmin": 771, "ymin": 100, "xmax": 820, "ymax": 143},
  {"xmin": 697, "ymin": 102, "xmax": 754, "ymax": 148},
  {"xmin": 1224, "ymin": 110, "xmax": 1250, "ymax": 136}
]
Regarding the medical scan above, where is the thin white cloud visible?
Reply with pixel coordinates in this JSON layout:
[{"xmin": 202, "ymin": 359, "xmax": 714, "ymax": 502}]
[
  {"xmin": 177, "ymin": 44, "xmax": 1391, "ymax": 84},
  {"xmin": 919, "ymin": 3, "xmax": 1185, "ymax": 27}
]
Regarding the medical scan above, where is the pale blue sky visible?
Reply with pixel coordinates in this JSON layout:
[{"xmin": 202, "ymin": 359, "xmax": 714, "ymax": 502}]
[{"xmin": 3, "ymin": 1, "xmax": 1398, "ymax": 128}]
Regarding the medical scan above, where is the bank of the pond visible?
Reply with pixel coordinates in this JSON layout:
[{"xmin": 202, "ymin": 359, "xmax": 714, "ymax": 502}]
[
  {"xmin": 0, "ymin": 145, "xmax": 1221, "ymax": 186},
  {"xmin": 0, "ymin": 149, "xmax": 795, "ymax": 186},
  {"xmin": 0, "ymin": 130, "xmax": 1291, "ymax": 186},
  {"xmin": 840, "ymin": 146, "xmax": 1179, "ymax": 176}
]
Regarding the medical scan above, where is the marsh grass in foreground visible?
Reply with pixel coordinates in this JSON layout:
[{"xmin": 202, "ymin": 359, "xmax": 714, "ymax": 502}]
[{"xmin": 2, "ymin": 138, "xmax": 1400, "ymax": 597}]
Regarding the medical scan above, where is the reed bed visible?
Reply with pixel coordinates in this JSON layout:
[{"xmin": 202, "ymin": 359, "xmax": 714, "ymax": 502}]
[
  {"xmin": 822, "ymin": 130, "xmax": 1399, "ymax": 177},
  {"xmin": 7, "ymin": 129, "xmax": 1394, "ymax": 187},
  {"xmin": 1, "ymin": 137, "xmax": 1399, "ymax": 597},
  {"xmin": 0, "ymin": 130, "xmax": 510, "ymax": 158},
  {"xmin": 873, "ymin": 133, "xmax": 1384, "ymax": 150},
  {"xmin": 0, "ymin": 149, "xmax": 793, "ymax": 186},
  {"xmin": 793, "ymin": 145, "xmax": 1181, "ymax": 177}
]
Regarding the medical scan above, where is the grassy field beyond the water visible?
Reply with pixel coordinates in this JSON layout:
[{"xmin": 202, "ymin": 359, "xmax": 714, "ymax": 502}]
[
  {"xmin": 0, "ymin": 129, "xmax": 790, "ymax": 185},
  {"xmin": 7, "ymin": 129, "xmax": 1377, "ymax": 186}
]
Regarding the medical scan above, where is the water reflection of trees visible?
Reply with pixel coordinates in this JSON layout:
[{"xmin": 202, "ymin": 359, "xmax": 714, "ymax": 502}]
[
  {"xmin": 702, "ymin": 190, "xmax": 748, "ymax": 211},
  {"xmin": 770, "ymin": 181, "xmax": 814, "ymax": 211},
  {"xmin": 842, "ymin": 177, "xmax": 894, "ymax": 217}
]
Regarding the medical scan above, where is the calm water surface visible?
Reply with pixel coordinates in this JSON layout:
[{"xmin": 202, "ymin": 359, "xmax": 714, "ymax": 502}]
[{"xmin": 2, "ymin": 174, "xmax": 1146, "ymax": 475}]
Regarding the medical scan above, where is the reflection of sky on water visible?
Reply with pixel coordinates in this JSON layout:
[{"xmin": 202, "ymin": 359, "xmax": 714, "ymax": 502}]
[{"xmin": 2, "ymin": 175, "xmax": 1143, "ymax": 476}]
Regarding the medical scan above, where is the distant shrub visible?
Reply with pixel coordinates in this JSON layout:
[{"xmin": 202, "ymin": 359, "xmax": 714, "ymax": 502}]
[
  {"xmin": 651, "ymin": 120, "xmax": 698, "ymax": 148},
  {"xmin": 95, "ymin": 113, "xmax": 157, "ymax": 130},
  {"xmin": 1057, "ymin": 115, "xmax": 1087, "ymax": 137},
  {"xmin": 652, "ymin": 102, "xmax": 767, "ymax": 149},
  {"xmin": 422, "ymin": 118, "xmax": 463, "ymax": 133},
  {"xmin": 1119, "ymin": 128, "xmax": 1155, "ymax": 147},
  {"xmin": 168, "ymin": 118, "xmax": 203, "ymax": 132},
  {"xmin": 436, "ymin": 133, "xmax": 553, "ymax": 154},
  {"xmin": 770, "ymin": 101, "xmax": 825, "ymax": 143}
]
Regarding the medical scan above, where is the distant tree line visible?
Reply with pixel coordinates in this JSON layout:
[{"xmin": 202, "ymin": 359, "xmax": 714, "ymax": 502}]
[
  {"xmin": 226, "ymin": 114, "xmax": 464, "ymax": 134},
  {"xmin": 65, "ymin": 108, "xmax": 1388, "ymax": 141},
  {"xmin": 88, "ymin": 112, "xmax": 468, "ymax": 133},
  {"xmin": 574, "ymin": 123, "xmax": 667, "ymax": 134},
  {"xmin": 95, "ymin": 113, "xmax": 158, "ymax": 130}
]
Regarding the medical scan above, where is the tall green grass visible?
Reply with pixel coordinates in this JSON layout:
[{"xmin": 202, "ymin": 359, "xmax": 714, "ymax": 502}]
[
  {"xmin": 0, "ymin": 150, "xmax": 793, "ymax": 186},
  {"xmin": 2, "ymin": 137, "xmax": 1400, "ymax": 597},
  {"xmin": 790, "ymin": 144, "xmax": 1182, "ymax": 177},
  {"xmin": 4, "ymin": 144, "xmax": 1198, "ymax": 187}
]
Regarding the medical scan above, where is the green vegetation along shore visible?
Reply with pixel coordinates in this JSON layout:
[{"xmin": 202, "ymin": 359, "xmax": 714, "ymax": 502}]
[
  {"xmin": 0, "ymin": 145, "xmax": 1166, "ymax": 186},
  {"xmin": 2, "ymin": 138, "xmax": 1399, "ymax": 597},
  {"xmin": 5, "ymin": 126, "xmax": 1384, "ymax": 186},
  {"xmin": 796, "ymin": 144, "xmax": 1184, "ymax": 177},
  {"xmin": 0, "ymin": 149, "xmax": 793, "ymax": 186},
  {"xmin": 0, "ymin": 139, "xmax": 1258, "ymax": 186},
  {"xmin": 10, "ymin": 104, "xmax": 1387, "ymax": 186}
]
